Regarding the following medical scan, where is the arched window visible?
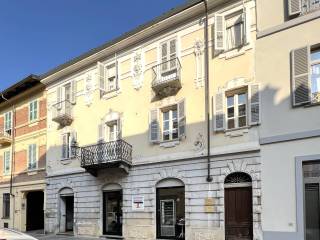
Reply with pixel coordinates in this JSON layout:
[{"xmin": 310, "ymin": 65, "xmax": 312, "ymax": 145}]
[{"xmin": 224, "ymin": 172, "xmax": 252, "ymax": 184}]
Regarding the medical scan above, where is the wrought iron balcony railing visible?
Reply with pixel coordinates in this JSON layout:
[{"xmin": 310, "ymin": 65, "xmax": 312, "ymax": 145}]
[
  {"xmin": 302, "ymin": 0, "xmax": 320, "ymax": 13},
  {"xmin": 74, "ymin": 139, "xmax": 132, "ymax": 176},
  {"xmin": 0, "ymin": 126, "xmax": 12, "ymax": 145},
  {"xmin": 52, "ymin": 100, "xmax": 73, "ymax": 126},
  {"xmin": 152, "ymin": 58, "xmax": 182, "ymax": 97}
]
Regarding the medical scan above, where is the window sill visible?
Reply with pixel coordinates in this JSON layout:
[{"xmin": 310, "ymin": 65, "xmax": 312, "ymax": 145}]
[
  {"xmin": 304, "ymin": 102, "xmax": 320, "ymax": 108},
  {"xmin": 160, "ymin": 140, "xmax": 180, "ymax": 148},
  {"xmin": 102, "ymin": 88, "xmax": 121, "ymax": 100},
  {"xmin": 1, "ymin": 217, "xmax": 10, "ymax": 220},
  {"xmin": 28, "ymin": 120, "xmax": 39, "ymax": 126},
  {"xmin": 218, "ymin": 43, "xmax": 252, "ymax": 60},
  {"xmin": 27, "ymin": 169, "xmax": 38, "ymax": 175},
  {"xmin": 225, "ymin": 126, "xmax": 250, "ymax": 137}
]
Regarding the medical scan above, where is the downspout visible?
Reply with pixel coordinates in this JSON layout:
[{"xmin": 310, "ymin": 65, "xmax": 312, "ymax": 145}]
[
  {"xmin": 1, "ymin": 94, "xmax": 16, "ymax": 228},
  {"xmin": 203, "ymin": 0, "xmax": 212, "ymax": 182}
]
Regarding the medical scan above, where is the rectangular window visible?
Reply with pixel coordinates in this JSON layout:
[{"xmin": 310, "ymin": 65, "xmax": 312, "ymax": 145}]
[
  {"xmin": 62, "ymin": 133, "xmax": 71, "ymax": 159},
  {"xmin": 3, "ymin": 151, "xmax": 10, "ymax": 175},
  {"xmin": 162, "ymin": 106, "xmax": 178, "ymax": 141},
  {"xmin": 226, "ymin": 90, "xmax": 247, "ymax": 129},
  {"xmin": 161, "ymin": 39, "xmax": 177, "ymax": 72},
  {"xmin": 311, "ymin": 48, "xmax": 320, "ymax": 103},
  {"xmin": 107, "ymin": 121, "xmax": 119, "ymax": 142},
  {"xmin": 2, "ymin": 193, "xmax": 10, "ymax": 219},
  {"xmin": 226, "ymin": 12, "xmax": 244, "ymax": 51},
  {"xmin": 4, "ymin": 112, "xmax": 12, "ymax": 136},
  {"xmin": 29, "ymin": 100, "xmax": 38, "ymax": 122},
  {"xmin": 28, "ymin": 144, "xmax": 37, "ymax": 170},
  {"xmin": 106, "ymin": 63, "xmax": 117, "ymax": 92}
]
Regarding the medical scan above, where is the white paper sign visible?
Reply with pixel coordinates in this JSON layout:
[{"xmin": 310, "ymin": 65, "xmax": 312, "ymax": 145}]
[{"xmin": 132, "ymin": 196, "xmax": 144, "ymax": 211}]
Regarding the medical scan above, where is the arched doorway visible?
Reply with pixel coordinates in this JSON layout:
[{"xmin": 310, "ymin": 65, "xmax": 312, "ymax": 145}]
[
  {"xmin": 58, "ymin": 187, "xmax": 74, "ymax": 233},
  {"xmin": 156, "ymin": 178, "xmax": 185, "ymax": 240},
  {"xmin": 224, "ymin": 172, "xmax": 253, "ymax": 240}
]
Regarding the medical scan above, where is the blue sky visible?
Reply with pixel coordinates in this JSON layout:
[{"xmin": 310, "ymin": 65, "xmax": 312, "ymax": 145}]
[{"xmin": 0, "ymin": 0, "xmax": 186, "ymax": 91}]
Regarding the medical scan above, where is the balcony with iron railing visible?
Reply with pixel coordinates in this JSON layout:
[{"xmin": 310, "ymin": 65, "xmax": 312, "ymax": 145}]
[
  {"xmin": 0, "ymin": 126, "xmax": 12, "ymax": 145},
  {"xmin": 152, "ymin": 58, "xmax": 182, "ymax": 98},
  {"xmin": 52, "ymin": 100, "xmax": 73, "ymax": 126},
  {"xmin": 302, "ymin": 0, "xmax": 320, "ymax": 14},
  {"xmin": 73, "ymin": 139, "xmax": 132, "ymax": 176}
]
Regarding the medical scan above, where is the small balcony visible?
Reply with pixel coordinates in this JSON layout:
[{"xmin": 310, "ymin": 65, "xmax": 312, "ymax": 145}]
[
  {"xmin": 52, "ymin": 100, "xmax": 73, "ymax": 126},
  {"xmin": 0, "ymin": 127, "xmax": 12, "ymax": 145},
  {"xmin": 152, "ymin": 58, "xmax": 181, "ymax": 98},
  {"xmin": 74, "ymin": 139, "xmax": 132, "ymax": 177}
]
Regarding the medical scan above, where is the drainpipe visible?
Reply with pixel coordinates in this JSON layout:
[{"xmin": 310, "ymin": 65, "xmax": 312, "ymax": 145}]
[
  {"xmin": 203, "ymin": 0, "xmax": 212, "ymax": 182},
  {"xmin": 1, "ymin": 93, "xmax": 16, "ymax": 228}
]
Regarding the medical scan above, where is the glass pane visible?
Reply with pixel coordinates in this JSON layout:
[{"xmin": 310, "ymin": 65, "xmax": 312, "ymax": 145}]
[
  {"xmin": 311, "ymin": 64, "xmax": 320, "ymax": 103},
  {"xmin": 163, "ymin": 121, "xmax": 169, "ymax": 131},
  {"xmin": 228, "ymin": 119, "xmax": 235, "ymax": 129},
  {"xmin": 311, "ymin": 49, "xmax": 320, "ymax": 62},
  {"xmin": 305, "ymin": 183, "xmax": 320, "ymax": 240},
  {"xmin": 172, "ymin": 109, "xmax": 177, "ymax": 119},
  {"xmin": 238, "ymin": 93, "xmax": 247, "ymax": 105},
  {"xmin": 163, "ymin": 111, "xmax": 169, "ymax": 121},
  {"xmin": 239, "ymin": 116, "xmax": 247, "ymax": 127},
  {"xmin": 238, "ymin": 104, "xmax": 246, "ymax": 116},
  {"xmin": 227, "ymin": 107, "xmax": 234, "ymax": 118},
  {"xmin": 227, "ymin": 96, "xmax": 234, "ymax": 107},
  {"xmin": 163, "ymin": 131, "xmax": 170, "ymax": 141}
]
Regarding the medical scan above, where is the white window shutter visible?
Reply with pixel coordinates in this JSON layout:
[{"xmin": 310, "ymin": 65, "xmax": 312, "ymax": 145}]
[
  {"xmin": 117, "ymin": 118, "xmax": 122, "ymax": 139},
  {"xmin": 98, "ymin": 62, "xmax": 106, "ymax": 97},
  {"xmin": 213, "ymin": 92, "xmax": 225, "ymax": 131},
  {"xmin": 178, "ymin": 99, "xmax": 186, "ymax": 138},
  {"xmin": 244, "ymin": 7, "xmax": 251, "ymax": 45},
  {"xmin": 288, "ymin": 0, "xmax": 301, "ymax": 16},
  {"xmin": 71, "ymin": 80, "xmax": 76, "ymax": 104},
  {"xmin": 149, "ymin": 109, "xmax": 160, "ymax": 143},
  {"xmin": 249, "ymin": 83, "xmax": 261, "ymax": 125},
  {"xmin": 291, "ymin": 46, "xmax": 310, "ymax": 106},
  {"xmin": 98, "ymin": 123, "xmax": 105, "ymax": 142},
  {"xmin": 214, "ymin": 14, "xmax": 226, "ymax": 51},
  {"xmin": 115, "ymin": 61, "xmax": 119, "ymax": 90},
  {"xmin": 62, "ymin": 134, "xmax": 68, "ymax": 159},
  {"xmin": 70, "ymin": 131, "xmax": 77, "ymax": 157},
  {"xmin": 57, "ymin": 86, "xmax": 62, "ymax": 109}
]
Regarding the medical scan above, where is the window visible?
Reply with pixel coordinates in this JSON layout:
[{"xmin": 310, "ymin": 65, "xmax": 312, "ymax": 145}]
[
  {"xmin": 226, "ymin": 91, "xmax": 247, "ymax": 129},
  {"xmin": 161, "ymin": 39, "xmax": 177, "ymax": 72},
  {"xmin": 2, "ymin": 193, "xmax": 10, "ymax": 219},
  {"xmin": 62, "ymin": 132, "xmax": 76, "ymax": 159},
  {"xmin": 4, "ymin": 112, "xmax": 12, "ymax": 136},
  {"xmin": 162, "ymin": 106, "xmax": 178, "ymax": 141},
  {"xmin": 106, "ymin": 63, "xmax": 117, "ymax": 92},
  {"xmin": 288, "ymin": 0, "xmax": 320, "ymax": 16},
  {"xmin": 29, "ymin": 100, "xmax": 38, "ymax": 122},
  {"xmin": 28, "ymin": 144, "xmax": 37, "ymax": 170},
  {"xmin": 226, "ymin": 12, "xmax": 244, "ymax": 51},
  {"xmin": 311, "ymin": 48, "xmax": 320, "ymax": 103},
  {"xmin": 107, "ymin": 121, "xmax": 119, "ymax": 142},
  {"xmin": 3, "ymin": 151, "xmax": 10, "ymax": 175}
]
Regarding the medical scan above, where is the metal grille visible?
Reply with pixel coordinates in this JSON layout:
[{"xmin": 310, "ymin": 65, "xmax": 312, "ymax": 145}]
[
  {"xmin": 225, "ymin": 172, "xmax": 252, "ymax": 184},
  {"xmin": 75, "ymin": 139, "xmax": 132, "ymax": 168},
  {"xmin": 152, "ymin": 57, "xmax": 181, "ymax": 87}
]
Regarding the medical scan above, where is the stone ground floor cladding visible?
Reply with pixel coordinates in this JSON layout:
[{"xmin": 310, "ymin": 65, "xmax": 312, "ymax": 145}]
[{"xmin": 45, "ymin": 151, "xmax": 262, "ymax": 240}]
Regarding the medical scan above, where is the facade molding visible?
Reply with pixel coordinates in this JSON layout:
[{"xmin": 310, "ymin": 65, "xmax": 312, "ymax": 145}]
[{"xmin": 260, "ymin": 129, "xmax": 320, "ymax": 145}]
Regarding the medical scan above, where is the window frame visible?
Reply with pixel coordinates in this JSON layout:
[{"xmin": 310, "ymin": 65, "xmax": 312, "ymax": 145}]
[
  {"xmin": 28, "ymin": 143, "xmax": 38, "ymax": 170},
  {"xmin": 159, "ymin": 37, "xmax": 179, "ymax": 72},
  {"xmin": 225, "ymin": 11, "xmax": 245, "ymax": 51},
  {"xmin": 62, "ymin": 132, "xmax": 71, "ymax": 160},
  {"xmin": 4, "ymin": 111, "xmax": 12, "ymax": 136},
  {"xmin": 3, "ymin": 150, "xmax": 11, "ymax": 175},
  {"xmin": 310, "ymin": 48, "xmax": 320, "ymax": 103},
  {"xmin": 105, "ymin": 63, "xmax": 118, "ymax": 93},
  {"xmin": 106, "ymin": 120, "xmax": 119, "ymax": 142},
  {"xmin": 225, "ymin": 88, "xmax": 248, "ymax": 130},
  {"xmin": 161, "ymin": 105, "xmax": 178, "ymax": 142},
  {"xmin": 2, "ymin": 193, "xmax": 10, "ymax": 219},
  {"xmin": 29, "ymin": 100, "xmax": 39, "ymax": 122}
]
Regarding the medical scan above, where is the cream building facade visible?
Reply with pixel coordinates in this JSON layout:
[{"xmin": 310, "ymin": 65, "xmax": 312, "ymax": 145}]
[
  {"xmin": 43, "ymin": 0, "xmax": 261, "ymax": 239},
  {"xmin": 256, "ymin": 0, "xmax": 320, "ymax": 239},
  {"xmin": 0, "ymin": 76, "xmax": 47, "ymax": 232}
]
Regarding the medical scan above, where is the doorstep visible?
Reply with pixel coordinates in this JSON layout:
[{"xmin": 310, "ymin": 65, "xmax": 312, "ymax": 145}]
[{"xmin": 100, "ymin": 235, "xmax": 124, "ymax": 239}]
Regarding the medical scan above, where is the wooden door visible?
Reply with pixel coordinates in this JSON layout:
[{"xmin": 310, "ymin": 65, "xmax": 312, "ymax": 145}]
[{"xmin": 225, "ymin": 187, "xmax": 253, "ymax": 240}]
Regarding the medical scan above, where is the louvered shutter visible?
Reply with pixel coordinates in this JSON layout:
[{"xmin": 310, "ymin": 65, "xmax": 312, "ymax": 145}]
[
  {"xmin": 62, "ymin": 134, "xmax": 68, "ymax": 159},
  {"xmin": 57, "ymin": 86, "xmax": 62, "ymax": 109},
  {"xmin": 115, "ymin": 62, "xmax": 119, "ymax": 90},
  {"xmin": 249, "ymin": 83, "xmax": 261, "ymax": 125},
  {"xmin": 98, "ymin": 62, "xmax": 106, "ymax": 97},
  {"xmin": 178, "ymin": 99, "xmax": 186, "ymax": 138},
  {"xmin": 161, "ymin": 42, "xmax": 168, "ymax": 72},
  {"xmin": 71, "ymin": 80, "xmax": 76, "ymax": 104},
  {"xmin": 244, "ymin": 7, "xmax": 251, "ymax": 45},
  {"xmin": 70, "ymin": 131, "xmax": 77, "ymax": 157},
  {"xmin": 170, "ymin": 39, "xmax": 177, "ymax": 69},
  {"xmin": 28, "ymin": 144, "xmax": 32, "ymax": 169},
  {"xmin": 288, "ymin": 0, "xmax": 302, "ymax": 16},
  {"xmin": 117, "ymin": 118, "xmax": 122, "ymax": 139},
  {"xmin": 213, "ymin": 92, "xmax": 225, "ymax": 131},
  {"xmin": 98, "ymin": 123, "xmax": 105, "ymax": 142},
  {"xmin": 149, "ymin": 109, "xmax": 160, "ymax": 143},
  {"xmin": 292, "ymin": 46, "xmax": 310, "ymax": 106},
  {"xmin": 214, "ymin": 14, "xmax": 226, "ymax": 51}
]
